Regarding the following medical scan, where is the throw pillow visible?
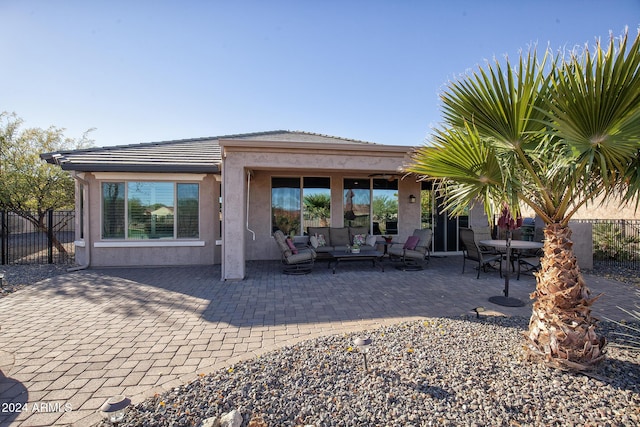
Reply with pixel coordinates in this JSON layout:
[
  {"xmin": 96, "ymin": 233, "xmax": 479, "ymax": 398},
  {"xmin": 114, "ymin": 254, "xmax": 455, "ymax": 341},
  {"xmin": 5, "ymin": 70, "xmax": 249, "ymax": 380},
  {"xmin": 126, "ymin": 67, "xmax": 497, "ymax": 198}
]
[
  {"xmin": 404, "ymin": 235, "xmax": 420, "ymax": 250},
  {"xmin": 366, "ymin": 234, "xmax": 377, "ymax": 247},
  {"xmin": 286, "ymin": 238, "xmax": 298, "ymax": 254},
  {"xmin": 309, "ymin": 235, "xmax": 319, "ymax": 248},
  {"xmin": 353, "ymin": 234, "xmax": 366, "ymax": 246},
  {"xmin": 317, "ymin": 234, "xmax": 327, "ymax": 247}
]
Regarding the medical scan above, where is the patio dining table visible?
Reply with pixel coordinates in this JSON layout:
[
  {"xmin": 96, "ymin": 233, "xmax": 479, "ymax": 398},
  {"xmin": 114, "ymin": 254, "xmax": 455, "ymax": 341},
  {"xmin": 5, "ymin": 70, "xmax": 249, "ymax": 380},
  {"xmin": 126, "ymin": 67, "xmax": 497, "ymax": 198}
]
[{"xmin": 479, "ymin": 239, "xmax": 543, "ymax": 307}]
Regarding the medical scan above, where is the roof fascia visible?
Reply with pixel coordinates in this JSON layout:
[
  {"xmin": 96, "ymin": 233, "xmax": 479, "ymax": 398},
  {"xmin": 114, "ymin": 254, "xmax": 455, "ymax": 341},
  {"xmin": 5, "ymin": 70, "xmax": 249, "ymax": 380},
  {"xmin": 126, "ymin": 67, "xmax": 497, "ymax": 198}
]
[
  {"xmin": 58, "ymin": 163, "xmax": 219, "ymax": 173},
  {"xmin": 219, "ymin": 139, "xmax": 413, "ymax": 156}
]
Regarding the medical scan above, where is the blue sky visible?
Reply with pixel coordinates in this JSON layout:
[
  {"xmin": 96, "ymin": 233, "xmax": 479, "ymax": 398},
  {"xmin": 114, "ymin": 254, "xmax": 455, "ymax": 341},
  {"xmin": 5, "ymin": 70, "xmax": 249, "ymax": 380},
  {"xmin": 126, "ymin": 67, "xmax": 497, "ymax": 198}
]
[{"xmin": 2, "ymin": 1, "xmax": 638, "ymax": 147}]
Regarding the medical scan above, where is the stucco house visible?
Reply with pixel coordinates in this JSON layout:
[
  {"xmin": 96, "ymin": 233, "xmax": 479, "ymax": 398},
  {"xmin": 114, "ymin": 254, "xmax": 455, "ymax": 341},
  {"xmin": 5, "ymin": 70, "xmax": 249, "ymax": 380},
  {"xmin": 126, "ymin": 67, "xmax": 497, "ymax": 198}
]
[{"xmin": 42, "ymin": 130, "xmax": 490, "ymax": 280}]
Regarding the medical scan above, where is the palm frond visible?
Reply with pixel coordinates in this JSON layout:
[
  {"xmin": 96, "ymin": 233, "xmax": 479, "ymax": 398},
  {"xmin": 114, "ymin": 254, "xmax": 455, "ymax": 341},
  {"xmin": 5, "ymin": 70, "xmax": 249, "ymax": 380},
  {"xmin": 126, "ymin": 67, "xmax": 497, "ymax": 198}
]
[{"xmin": 547, "ymin": 30, "xmax": 640, "ymax": 191}]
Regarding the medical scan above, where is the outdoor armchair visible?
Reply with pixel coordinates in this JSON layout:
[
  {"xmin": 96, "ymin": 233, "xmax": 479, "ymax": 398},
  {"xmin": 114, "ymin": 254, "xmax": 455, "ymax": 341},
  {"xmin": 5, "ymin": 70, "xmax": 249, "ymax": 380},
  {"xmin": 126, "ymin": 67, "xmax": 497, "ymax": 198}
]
[
  {"xmin": 388, "ymin": 228, "xmax": 432, "ymax": 270},
  {"xmin": 273, "ymin": 230, "xmax": 316, "ymax": 275},
  {"xmin": 459, "ymin": 228, "xmax": 502, "ymax": 279}
]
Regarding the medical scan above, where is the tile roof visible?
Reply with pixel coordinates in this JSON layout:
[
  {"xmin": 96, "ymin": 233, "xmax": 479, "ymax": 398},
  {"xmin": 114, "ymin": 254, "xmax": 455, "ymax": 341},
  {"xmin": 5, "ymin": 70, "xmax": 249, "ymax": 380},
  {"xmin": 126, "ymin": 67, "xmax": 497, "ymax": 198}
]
[{"xmin": 41, "ymin": 130, "xmax": 376, "ymax": 173}]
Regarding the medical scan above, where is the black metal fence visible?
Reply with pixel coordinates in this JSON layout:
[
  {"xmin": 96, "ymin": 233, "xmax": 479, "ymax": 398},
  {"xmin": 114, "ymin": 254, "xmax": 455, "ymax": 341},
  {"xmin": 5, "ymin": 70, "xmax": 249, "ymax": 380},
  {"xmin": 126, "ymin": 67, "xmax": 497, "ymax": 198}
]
[
  {"xmin": 1, "ymin": 210, "xmax": 75, "ymax": 265},
  {"xmin": 574, "ymin": 219, "xmax": 640, "ymax": 270}
]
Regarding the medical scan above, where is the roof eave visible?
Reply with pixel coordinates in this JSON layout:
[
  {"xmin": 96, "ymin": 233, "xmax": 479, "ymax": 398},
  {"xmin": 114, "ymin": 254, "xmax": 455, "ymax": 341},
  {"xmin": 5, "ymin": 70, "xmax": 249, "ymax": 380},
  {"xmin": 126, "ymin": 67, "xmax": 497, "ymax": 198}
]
[{"xmin": 58, "ymin": 163, "xmax": 220, "ymax": 173}]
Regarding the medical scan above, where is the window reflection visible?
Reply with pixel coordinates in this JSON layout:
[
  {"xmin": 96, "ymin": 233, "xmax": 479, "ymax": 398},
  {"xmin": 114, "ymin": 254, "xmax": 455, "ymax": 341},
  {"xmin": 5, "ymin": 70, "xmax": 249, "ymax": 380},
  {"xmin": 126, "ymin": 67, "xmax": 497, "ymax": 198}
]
[
  {"xmin": 373, "ymin": 179, "xmax": 398, "ymax": 235},
  {"xmin": 303, "ymin": 177, "xmax": 331, "ymax": 228},
  {"xmin": 271, "ymin": 177, "xmax": 301, "ymax": 236},
  {"xmin": 344, "ymin": 179, "xmax": 370, "ymax": 228},
  {"xmin": 101, "ymin": 181, "xmax": 199, "ymax": 239},
  {"xmin": 128, "ymin": 182, "xmax": 174, "ymax": 239}
]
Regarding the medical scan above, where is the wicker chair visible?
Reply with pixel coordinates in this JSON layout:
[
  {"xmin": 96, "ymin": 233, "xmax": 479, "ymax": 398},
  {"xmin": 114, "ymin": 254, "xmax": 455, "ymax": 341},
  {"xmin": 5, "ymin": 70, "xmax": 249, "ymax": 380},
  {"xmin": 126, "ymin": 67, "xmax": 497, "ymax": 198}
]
[{"xmin": 273, "ymin": 230, "xmax": 316, "ymax": 275}]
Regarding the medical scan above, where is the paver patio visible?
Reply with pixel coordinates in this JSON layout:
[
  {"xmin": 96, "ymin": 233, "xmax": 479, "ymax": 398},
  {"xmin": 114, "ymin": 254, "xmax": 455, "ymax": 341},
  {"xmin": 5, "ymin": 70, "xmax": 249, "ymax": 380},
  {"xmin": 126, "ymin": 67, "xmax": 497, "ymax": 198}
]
[{"xmin": 0, "ymin": 256, "xmax": 637, "ymax": 426}]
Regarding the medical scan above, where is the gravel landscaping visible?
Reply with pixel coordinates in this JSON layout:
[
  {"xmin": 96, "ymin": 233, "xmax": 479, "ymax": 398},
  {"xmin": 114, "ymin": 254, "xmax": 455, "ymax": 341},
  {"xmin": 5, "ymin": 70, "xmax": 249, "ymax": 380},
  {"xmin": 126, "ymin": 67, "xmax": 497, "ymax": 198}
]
[{"xmin": 105, "ymin": 317, "xmax": 639, "ymax": 427}]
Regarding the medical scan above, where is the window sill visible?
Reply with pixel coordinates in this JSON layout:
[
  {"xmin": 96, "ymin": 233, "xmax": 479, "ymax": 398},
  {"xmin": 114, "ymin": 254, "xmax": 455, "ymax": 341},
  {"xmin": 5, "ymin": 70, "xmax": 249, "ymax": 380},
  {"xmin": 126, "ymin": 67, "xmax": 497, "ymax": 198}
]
[{"xmin": 94, "ymin": 240, "xmax": 205, "ymax": 248}]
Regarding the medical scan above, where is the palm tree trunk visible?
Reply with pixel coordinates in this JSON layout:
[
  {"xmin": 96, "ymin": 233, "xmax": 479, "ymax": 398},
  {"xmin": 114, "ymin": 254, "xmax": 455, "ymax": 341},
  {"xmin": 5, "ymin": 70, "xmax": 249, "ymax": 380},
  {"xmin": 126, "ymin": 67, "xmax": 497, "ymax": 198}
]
[{"xmin": 525, "ymin": 223, "xmax": 607, "ymax": 370}]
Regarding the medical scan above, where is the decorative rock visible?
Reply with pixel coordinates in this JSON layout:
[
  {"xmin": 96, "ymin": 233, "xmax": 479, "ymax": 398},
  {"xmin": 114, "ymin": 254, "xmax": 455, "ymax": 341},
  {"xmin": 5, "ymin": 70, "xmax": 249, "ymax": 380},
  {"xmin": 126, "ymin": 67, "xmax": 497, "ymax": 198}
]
[
  {"xmin": 220, "ymin": 409, "xmax": 242, "ymax": 427},
  {"xmin": 110, "ymin": 317, "xmax": 639, "ymax": 427},
  {"xmin": 200, "ymin": 417, "xmax": 221, "ymax": 427}
]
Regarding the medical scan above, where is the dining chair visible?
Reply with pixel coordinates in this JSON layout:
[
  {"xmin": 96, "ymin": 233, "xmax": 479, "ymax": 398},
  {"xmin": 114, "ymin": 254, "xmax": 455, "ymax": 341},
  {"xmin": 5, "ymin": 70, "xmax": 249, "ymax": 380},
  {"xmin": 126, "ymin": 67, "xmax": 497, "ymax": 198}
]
[{"xmin": 459, "ymin": 228, "xmax": 502, "ymax": 279}]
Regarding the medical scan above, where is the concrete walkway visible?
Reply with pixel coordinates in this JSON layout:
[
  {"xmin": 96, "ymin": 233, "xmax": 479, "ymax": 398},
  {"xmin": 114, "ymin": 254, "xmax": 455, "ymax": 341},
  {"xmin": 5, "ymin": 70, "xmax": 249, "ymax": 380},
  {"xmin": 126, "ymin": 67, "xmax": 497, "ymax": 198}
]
[{"xmin": 0, "ymin": 257, "xmax": 637, "ymax": 426}]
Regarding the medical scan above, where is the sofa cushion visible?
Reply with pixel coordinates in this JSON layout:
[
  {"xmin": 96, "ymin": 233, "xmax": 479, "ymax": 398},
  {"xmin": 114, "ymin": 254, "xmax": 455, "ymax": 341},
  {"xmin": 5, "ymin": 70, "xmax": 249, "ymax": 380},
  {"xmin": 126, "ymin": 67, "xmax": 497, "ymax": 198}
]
[
  {"xmin": 366, "ymin": 234, "xmax": 377, "ymax": 247},
  {"xmin": 309, "ymin": 235, "xmax": 319, "ymax": 248},
  {"xmin": 330, "ymin": 227, "xmax": 350, "ymax": 246},
  {"xmin": 308, "ymin": 227, "xmax": 330, "ymax": 245}
]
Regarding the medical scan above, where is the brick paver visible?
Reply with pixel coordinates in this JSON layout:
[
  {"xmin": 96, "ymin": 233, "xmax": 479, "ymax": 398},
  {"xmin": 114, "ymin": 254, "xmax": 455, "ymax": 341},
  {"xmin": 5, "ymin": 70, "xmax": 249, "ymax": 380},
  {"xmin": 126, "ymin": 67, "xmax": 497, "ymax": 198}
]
[{"xmin": 0, "ymin": 257, "xmax": 637, "ymax": 426}]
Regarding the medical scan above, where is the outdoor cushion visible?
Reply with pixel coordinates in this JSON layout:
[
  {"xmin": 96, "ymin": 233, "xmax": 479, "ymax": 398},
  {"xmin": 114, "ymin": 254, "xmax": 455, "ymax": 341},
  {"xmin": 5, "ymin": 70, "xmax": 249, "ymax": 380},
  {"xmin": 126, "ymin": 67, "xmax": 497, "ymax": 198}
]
[
  {"xmin": 273, "ymin": 229, "xmax": 292, "ymax": 257},
  {"xmin": 366, "ymin": 234, "xmax": 377, "ymax": 247},
  {"xmin": 349, "ymin": 226, "xmax": 368, "ymax": 243},
  {"xmin": 404, "ymin": 235, "xmax": 420, "ymax": 250},
  {"xmin": 412, "ymin": 229, "xmax": 431, "ymax": 249},
  {"xmin": 309, "ymin": 235, "xmax": 319, "ymax": 248},
  {"xmin": 286, "ymin": 238, "xmax": 298, "ymax": 254},
  {"xmin": 284, "ymin": 250, "xmax": 314, "ymax": 265},
  {"xmin": 330, "ymin": 227, "xmax": 350, "ymax": 246},
  {"xmin": 353, "ymin": 234, "xmax": 366, "ymax": 246},
  {"xmin": 308, "ymin": 227, "xmax": 330, "ymax": 245}
]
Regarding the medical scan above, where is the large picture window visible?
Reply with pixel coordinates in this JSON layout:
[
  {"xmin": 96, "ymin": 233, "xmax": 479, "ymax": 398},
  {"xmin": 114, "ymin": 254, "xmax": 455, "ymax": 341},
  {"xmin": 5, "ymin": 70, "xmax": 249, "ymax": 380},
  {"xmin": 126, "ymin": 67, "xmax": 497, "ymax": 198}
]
[
  {"xmin": 101, "ymin": 181, "xmax": 199, "ymax": 239},
  {"xmin": 272, "ymin": 177, "xmax": 331, "ymax": 236}
]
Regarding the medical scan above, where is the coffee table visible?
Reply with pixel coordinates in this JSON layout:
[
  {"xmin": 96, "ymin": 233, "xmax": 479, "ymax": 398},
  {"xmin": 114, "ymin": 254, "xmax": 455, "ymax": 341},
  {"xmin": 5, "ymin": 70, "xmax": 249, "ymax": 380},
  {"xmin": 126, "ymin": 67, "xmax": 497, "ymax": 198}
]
[{"xmin": 328, "ymin": 250, "xmax": 385, "ymax": 274}]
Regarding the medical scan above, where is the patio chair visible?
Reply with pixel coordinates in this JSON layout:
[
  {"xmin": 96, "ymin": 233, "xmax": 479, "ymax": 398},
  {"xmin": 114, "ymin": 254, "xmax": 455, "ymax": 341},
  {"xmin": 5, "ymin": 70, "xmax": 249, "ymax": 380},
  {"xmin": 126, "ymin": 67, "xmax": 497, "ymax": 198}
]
[
  {"xmin": 388, "ymin": 228, "xmax": 432, "ymax": 270},
  {"xmin": 471, "ymin": 226, "xmax": 500, "ymax": 255},
  {"xmin": 516, "ymin": 248, "xmax": 543, "ymax": 280},
  {"xmin": 273, "ymin": 230, "xmax": 316, "ymax": 275},
  {"xmin": 459, "ymin": 228, "xmax": 502, "ymax": 279}
]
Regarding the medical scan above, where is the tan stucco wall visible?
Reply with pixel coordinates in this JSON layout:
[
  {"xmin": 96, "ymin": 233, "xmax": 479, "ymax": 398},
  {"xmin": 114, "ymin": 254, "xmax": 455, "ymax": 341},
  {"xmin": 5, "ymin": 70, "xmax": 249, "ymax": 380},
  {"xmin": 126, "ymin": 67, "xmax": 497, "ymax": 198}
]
[
  {"xmin": 74, "ymin": 172, "xmax": 220, "ymax": 267},
  {"xmin": 571, "ymin": 195, "xmax": 640, "ymax": 220}
]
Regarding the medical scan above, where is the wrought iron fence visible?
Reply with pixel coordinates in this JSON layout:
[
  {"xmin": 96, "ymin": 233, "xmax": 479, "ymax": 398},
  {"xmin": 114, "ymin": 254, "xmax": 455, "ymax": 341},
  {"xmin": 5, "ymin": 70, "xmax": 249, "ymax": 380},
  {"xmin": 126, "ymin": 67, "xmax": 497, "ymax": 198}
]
[
  {"xmin": 1, "ymin": 210, "xmax": 75, "ymax": 265},
  {"xmin": 574, "ymin": 219, "xmax": 640, "ymax": 270}
]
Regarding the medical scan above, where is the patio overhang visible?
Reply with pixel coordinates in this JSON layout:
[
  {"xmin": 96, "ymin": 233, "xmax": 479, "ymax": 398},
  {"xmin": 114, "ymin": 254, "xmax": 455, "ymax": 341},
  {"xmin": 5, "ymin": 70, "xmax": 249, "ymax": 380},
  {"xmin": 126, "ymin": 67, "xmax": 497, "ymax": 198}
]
[{"xmin": 219, "ymin": 138, "xmax": 416, "ymax": 280}]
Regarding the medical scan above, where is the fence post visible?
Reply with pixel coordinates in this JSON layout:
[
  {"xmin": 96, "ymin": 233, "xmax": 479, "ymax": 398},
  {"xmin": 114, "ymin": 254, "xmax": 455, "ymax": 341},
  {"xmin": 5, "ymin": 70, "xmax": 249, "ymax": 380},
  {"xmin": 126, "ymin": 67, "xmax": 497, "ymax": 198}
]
[
  {"xmin": 1, "ymin": 210, "xmax": 6, "ymax": 265},
  {"xmin": 48, "ymin": 209, "xmax": 54, "ymax": 264}
]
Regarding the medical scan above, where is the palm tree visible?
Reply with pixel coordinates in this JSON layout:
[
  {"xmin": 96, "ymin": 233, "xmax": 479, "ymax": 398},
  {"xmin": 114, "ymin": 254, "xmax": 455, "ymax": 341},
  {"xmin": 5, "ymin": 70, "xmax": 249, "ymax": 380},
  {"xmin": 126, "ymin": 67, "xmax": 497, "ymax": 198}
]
[{"xmin": 406, "ymin": 30, "xmax": 640, "ymax": 370}]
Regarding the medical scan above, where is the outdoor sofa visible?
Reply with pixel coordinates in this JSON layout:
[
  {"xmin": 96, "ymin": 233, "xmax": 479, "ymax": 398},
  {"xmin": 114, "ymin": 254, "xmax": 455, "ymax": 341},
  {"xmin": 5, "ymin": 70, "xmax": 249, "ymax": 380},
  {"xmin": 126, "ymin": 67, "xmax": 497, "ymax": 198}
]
[{"xmin": 305, "ymin": 226, "xmax": 378, "ymax": 259}]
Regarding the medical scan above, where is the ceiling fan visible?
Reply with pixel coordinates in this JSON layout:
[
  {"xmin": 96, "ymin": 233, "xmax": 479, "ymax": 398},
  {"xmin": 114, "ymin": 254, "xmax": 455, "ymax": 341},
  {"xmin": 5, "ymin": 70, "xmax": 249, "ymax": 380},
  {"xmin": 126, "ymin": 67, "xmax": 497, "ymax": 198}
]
[{"xmin": 368, "ymin": 173, "xmax": 399, "ymax": 181}]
